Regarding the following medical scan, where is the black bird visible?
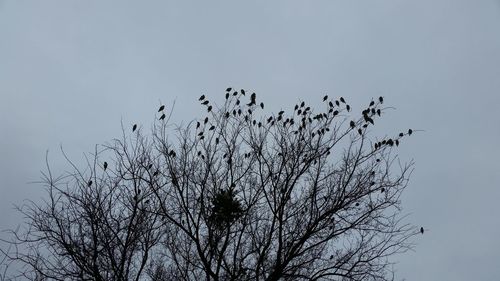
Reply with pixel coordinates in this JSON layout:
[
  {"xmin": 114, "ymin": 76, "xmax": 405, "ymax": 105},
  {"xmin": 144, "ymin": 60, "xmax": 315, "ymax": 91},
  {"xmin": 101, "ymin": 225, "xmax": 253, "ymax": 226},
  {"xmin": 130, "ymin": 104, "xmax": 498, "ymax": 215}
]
[
  {"xmin": 346, "ymin": 104, "xmax": 351, "ymax": 112},
  {"xmin": 202, "ymin": 100, "xmax": 209, "ymax": 105},
  {"xmin": 408, "ymin": 129, "xmax": 413, "ymax": 135},
  {"xmin": 225, "ymin": 93, "xmax": 230, "ymax": 99},
  {"xmin": 199, "ymin": 95, "xmax": 205, "ymax": 101},
  {"xmin": 153, "ymin": 170, "xmax": 159, "ymax": 176},
  {"xmin": 395, "ymin": 140, "xmax": 399, "ymax": 146},
  {"xmin": 215, "ymin": 138, "xmax": 219, "ymax": 144},
  {"xmin": 369, "ymin": 100, "xmax": 375, "ymax": 107},
  {"xmin": 278, "ymin": 110, "xmax": 284, "ymax": 115},
  {"xmin": 159, "ymin": 113, "xmax": 166, "ymax": 120},
  {"xmin": 329, "ymin": 255, "xmax": 333, "ymax": 260},
  {"xmin": 399, "ymin": 132, "xmax": 404, "ymax": 137},
  {"xmin": 226, "ymin": 87, "xmax": 232, "ymax": 92},
  {"xmin": 381, "ymin": 188, "xmax": 385, "ymax": 193},
  {"xmin": 209, "ymin": 125, "xmax": 215, "ymax": 131},
  {"xmin": 294, "ymin": 104, "xmax": 299, "ymax": 110},
  {"xmin": 87, "ymin": 180, "xmax": 92, "ymax": 187},
  {"xmin": 196, "ymin": 122, "xmax": 201, "ymax": 129},
  {"xmin": 250, "ymin": 93, "xmax": 256, "ymax": 103},
  {"xmin": 340, "ymin": 97, "xmax": 345, "ymax": 103},
  {"xmin": 300, "ymin": 101, "xmax": 305, "ymax": 107},
  {"xmin": 333, "ymin": 110, "xmax": 339, "ymax": 116},
  {"xmin": 158, "ymin": 105, "xmax": 165, "ymax": 112},
  {"xmin": 207, "ymin": 105, "xmax": 212, "ymax": 112},
  {"xmin": 241, "ymin": 89, "xmax": 245, "ymax": 95},
  {"xmin": 350, "ymin": 120, "xmax": 355, "ymax": 128},
  {"xmin": 379, "ymin": 96, "xmax": 384, "ymax": 103},
  {"xmin": 260, "ymin": 102, "xmax": 264, "ymax": 109},
  {"xmin": 377, "ymin": 109, "xmax": 381, "ymax": 116},
  {"xmin": 236, "ymin": 99, "xmax": 240, "ymax": 105},
  {"xmin": 132, "ymin": 124, "xmax": 137, "ymax": 132},
  {"xmin": 233, "ymin": 91, "xmax": 238, "ymax": 96},
  {"xmin": 103, "ymin": 161, "xmax": 108, "ymax": 170},
  {"xmin": 267, "ymin": 116, "xmax": 273, "ymax": 123},
  {"xmin": 329, "ymin": 101, "xmax": 334, "ymax": 107},
  {"xmin": 358, "ymin": 128, "xmax": 363, "ymax": 135},
  {"xmin": 420, "ymin": 227, "xmax": 424, "ymax": 234},
  {"xmin": 323, "ymin": 95, "xmax": 328, "ymax": 101},
  {"xmin": 335, "ymin": 100, "xmax": 340, "ymax": 106},
  {"xmin": 204, "ymin": 117, "xmax": 209, "ymax": 124},
  {"xmin": 225, "ymin": 112, "xmax": 230, "ymax": 118}
]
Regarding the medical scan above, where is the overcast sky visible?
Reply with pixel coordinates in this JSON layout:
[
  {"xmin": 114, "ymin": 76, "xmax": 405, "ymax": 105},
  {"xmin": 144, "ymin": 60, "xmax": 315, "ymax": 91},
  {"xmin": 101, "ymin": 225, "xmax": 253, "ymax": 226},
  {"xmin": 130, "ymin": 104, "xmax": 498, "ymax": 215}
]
[{"xmin": 1, "ymin": 1, "xmax": 500, "ymax": 280}]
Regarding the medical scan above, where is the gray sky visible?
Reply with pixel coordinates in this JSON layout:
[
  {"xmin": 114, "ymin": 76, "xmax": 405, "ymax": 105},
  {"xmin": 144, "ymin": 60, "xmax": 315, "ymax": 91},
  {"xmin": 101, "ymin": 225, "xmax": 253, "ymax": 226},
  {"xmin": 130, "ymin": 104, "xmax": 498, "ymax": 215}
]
[{"xmin": 1, "ymin": 1, "xmax": 500, "ymax": 280}]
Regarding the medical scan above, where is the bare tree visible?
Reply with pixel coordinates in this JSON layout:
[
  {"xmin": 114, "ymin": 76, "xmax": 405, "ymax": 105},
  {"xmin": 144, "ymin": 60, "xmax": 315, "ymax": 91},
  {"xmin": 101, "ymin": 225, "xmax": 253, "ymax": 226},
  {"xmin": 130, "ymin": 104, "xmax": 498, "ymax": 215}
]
[{"xmin": 2, "ymin": 89, "xmax": 420, "ymax": 281}]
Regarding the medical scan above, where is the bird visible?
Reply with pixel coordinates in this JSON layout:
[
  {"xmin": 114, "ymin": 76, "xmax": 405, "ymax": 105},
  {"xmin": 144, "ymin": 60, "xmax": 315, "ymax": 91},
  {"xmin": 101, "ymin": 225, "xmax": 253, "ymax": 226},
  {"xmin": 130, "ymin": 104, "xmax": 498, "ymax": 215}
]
[
  {"xmin": 226, "ymin": 87, "xmax": 232, "ymax": 92},
  {"xmin": 225, "ymin": 93, "xmax": 230, "ymax": 99},
  {"xmin": 250, "ymin": 93, "xmax": 256, "ymax": 104},
  {"xmin": 159, "ymin": 113, "xmax": 166, "ymax": 120},
  {"xmin": 199, "ymin": 95, "xmax": 205, "ymax": 101},
  {"xmin": 241, "ymin": 89, "xmax": 246, "ymax": 95},
  {"xmin": 376, "ymin": 109, "xmax": 381, "ymax": 116},
  {"xmin": 207, "ymin": 105, "xmax": 212, "ymax": 112},
  {"xmin": 329, "ymin": 101, "xmax": 334, "ymax": 107},
  {"xmin": 379, "ymin": 96, "xmax": 384, "ymax": 103},
  {"xmin": 408, "ymin": 129, "xmax": 413, "ymax": 135},
  {"xmin": 340, "ymin": 97, "xmax": 345, "ymax": 103},
  {"xmin": 204, "ymin": 117, "xmax": 209, "ymax": 124},
  {"xmin": 350, "ymin": 120, "xmax": 355, "ymax": 128},
  {"xmin": 209, "ymin": 125, "xmax": 215, "ymax": 131},
  {"xmin": 202, "ymin": 100, "xmax": 209, "ymax": 105},
  {"xmin": 300, "ymin": 101, "xmax": 305, "ymax": 107},
  {"xmin": 196, "ymin": 122, "xmax": 201, "ymax": 129},
  {"xmin": 225, "ymin": 112, "xmax": 230, "ymax": 118},
  {"xmin": 132, "ymin": 124, "xmax": 137, "ymax": 132},
  {"xmin": 346, "ymin": 105, "xmax": 351, "ymax": 112},
  {"xmin": 358, "ymin": 128, "xmax": 362, "ymax": 135},
  {"xmin": 103, "ymin": 162, "xmax": 108, "ymax": 170},
  {"xmin": 87, "ymin": 180, "xmax": 92, "ymax": 187},
  {"xmin": 236, "ymin": 99, "xmax": 240, "ymax": 105},
  {"xmin": 335, "ymin": 100, "xmax": 340, "ymax": 106},
  {"xmin": 323, "ymin": 95, "xmax": 328, "ymax": 101},
  {"xmin": 260, "ymin": 102, "xmax": 264, "ymax": 109},
  {"xmin": 158, "ymin": 105, "xmax": 165, "ymax": 112},
  {"xmin": 369, "ymin": 101, "xmax": 375, "ymax": 107},
  {"xmin": 420, "ymin": 227, "xmax": 424, "ymax": 234}
]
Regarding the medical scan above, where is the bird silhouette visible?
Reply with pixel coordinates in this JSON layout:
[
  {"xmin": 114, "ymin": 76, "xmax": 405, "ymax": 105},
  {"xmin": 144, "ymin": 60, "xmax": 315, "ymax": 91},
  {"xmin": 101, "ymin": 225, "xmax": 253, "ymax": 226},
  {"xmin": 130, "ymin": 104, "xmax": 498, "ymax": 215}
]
[
  {"xmin": 340, "ymin": 97, "xmax": 345, "ymax": 103},
  {"xmin": 133, "ymin": 124, "xmax": 137, "ymax": 132},
  {"xmin": 88, "ymin": 180, "xmax": 92, "ymax": 187},
  {"xmin": 379, "ymin": 96, "xmax": 384, "ymax": 103},
  {"xmin": 377, "ymin": 109, "xmax": 381, "ymax": 116},
  {"xmin": 260, "ymin": 102, "xmax": 264, "ymax": 109},
  {"xmin": 250, "ymin": 93, "xmax": 256, "ymax": 104},
  {"xmin": 204, "ymin": 117, "xmax": 209, "ymax": 124},
  {"xmin": 300, "ymin": 101, "xmax": 305, "ymax": 107},
  {"xmin": 209, "ymin": 125, "xmax": 215, "ymax": 130},
  {"xmin": 225, "ymin": 112, "xmax": 230, "ymax": 118},
  {"xmin": 241, "ymin": 89, "xmax": 246, "ymax": 95},
  {"xmin": 196, "ymin": 122, "xmax": 201, "ymax": 129},
  {"xmin": 225, "ymin": 93, "xmax": 230, "ymax": 99},
  {"xmin": 159, "ymin": 113, "xmax": 166, "ymax": 120},
  {"xmin": 408, "ymin": 129, "xmax": 413, "ymax": 135},
  {"xmin": 369, "ymin": 101, "xmax": 375, "ymax": 107},
  {"xmin": 103, "ymin": 162, "xmax": 108, "ymax": 170},
  {"xmin": 199, "ymin": 95, "xmax": 205, "ymax": 101},
  {"xmin": 358, "ymin": 128, "xmax": 363, "ymax": 135},
  {"xmin": 346, "ymin": 105, "xmax": 351, "ymax": 112},
  {"xmin": 236, "ymin": 99, "xmax": 240, "ymax": 105},
  {"xmin": 207, "ymin": 105, "xmax": 212, "ymax": 112},
  {"xmin": 158, "ymin": 105, "xmax": 165, "ymax": 112},
  {"xmin": 226, "ymin": 87, "xmax": 232, "ymax": 92},
  {"xmin": 350, "ymin": 121, "xmax": 355, "ymax": 128},
  {"xmin": 329, "ymin": 101, "xmax": 334, "ymax": 107},
  {"xmin": 202, "ymin": 100, "xmax": 209, "ymax": 105},
  {"xmin": 323, "ymin": 95, "xmax": 328, "ymax": 101},
  {"xmin": 420, "ymin": 227, "xmax": 424, "ymax": 234}
]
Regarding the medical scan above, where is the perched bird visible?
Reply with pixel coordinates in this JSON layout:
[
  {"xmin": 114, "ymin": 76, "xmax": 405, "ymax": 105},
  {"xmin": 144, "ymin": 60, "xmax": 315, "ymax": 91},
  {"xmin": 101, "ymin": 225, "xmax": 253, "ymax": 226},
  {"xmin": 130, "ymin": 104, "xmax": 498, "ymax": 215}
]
[
  {"xmin": 226, "ymin": 87, "xmax": 232, "ymax": 92},
  {"xmin": 335, "ymin": 100, "xmax": 340, "ymax": 106},
  {"xmin": 204, "ymin": 117, "xmax": 209, "ymax": 124},
  {"xmin": 350, "ymin": 120, "xmax": 355, "ymax": 128},
  {"xmin": 340, "ymin": 97, "xmax": 345, "ymax": 103},
  {"xmin": 132, "ymin": 124, "xmax": 137, "ymax": 132},
  {"xmin": 202, "ymin": 100, "xmax": 209, "ymax": 105},
  {"xmin": 159, "ymin": 113, "xmax": 166, "ymax": 120},
  {"xmin": 225, "ymin": 93, "xmax": 230, "ymax": 99},
  {"xmin": 236, "ymin": 99, "xmax": 240, "ymax": 105},
  {"xmin": 87, "ymin": 180, "xmax": 92, "ymax": 187},
  {"xmin": 158, "ymin": 105, "xmax": 165, "ymax": 112},
  {"xmin": 196, "ymin": 122, "xmax": 201, "ymax": 129},
  {"xmin": 358, "ymin": 128, "xmax": 362, "ymax": 135},
  {"xmin": 346, "ymin": 104, "xmax": 351, "ymax": 112},
  {"xmin": 250, "ymin": 93, "xmax": 256, "ymax": 104},
  {"xmin": 294, "ymin": 104, "xmax": 299, "ymax": 110},
  {"xmin": 225, "ymin": 112, "xmax": 230, "ymax": 118},
  {"xmin": 408, "ymin": 129, "xmax": 413, "ymax": 135},
  {"xmin": 369, "ymin": 100, "xmax": 375, "ymax": 107},
  {"xmin": 377, "ymin": 109, "xmax": 381, "ymax": 116},
  {"xmin": 241, "ymin": 89, "xmax": 246, "ymax": 95},
  {"xmin": 209, "ymin": 125, "xmax": 215, "ymax": 131},
  {"xmin": 260, "ymin": 102, "xmax": 264, "ymax": 109},
  {"xmin": 207, "ymin": 105, "xmax": 212, "ymax": 112},
  {"xmin": 323, "ymin": 95, "xmax": 328, "ymax": 101},
  {"xmin": 420, "ymin": 227, "xmax": 424, "ymax": 234},
  {"xmin": 300, "ymin": 101, "xmax": 305, "ymax": 107},
  {"xmin": 379, "ymin": 96, "xmax": 384, "ymax": 103},
  {"xmin": 103, "ymin": 162, "xmax": 108, "ymax": 170},
  {"xmin": 329, "ymin": 101, "xmax": 334, "ymax": 107},
  {"xmin": 199, "ymin": 95, "xmax": 205, "ymax": 101}
]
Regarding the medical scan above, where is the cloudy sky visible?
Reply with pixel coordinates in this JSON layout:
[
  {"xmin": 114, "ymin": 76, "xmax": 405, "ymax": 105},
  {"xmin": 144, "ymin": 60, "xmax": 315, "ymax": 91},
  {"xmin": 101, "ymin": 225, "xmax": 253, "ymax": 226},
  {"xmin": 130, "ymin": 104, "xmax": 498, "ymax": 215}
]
[{"xmin": 1, "ymin": 1, "xmax": 500, "ymax": 280}]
